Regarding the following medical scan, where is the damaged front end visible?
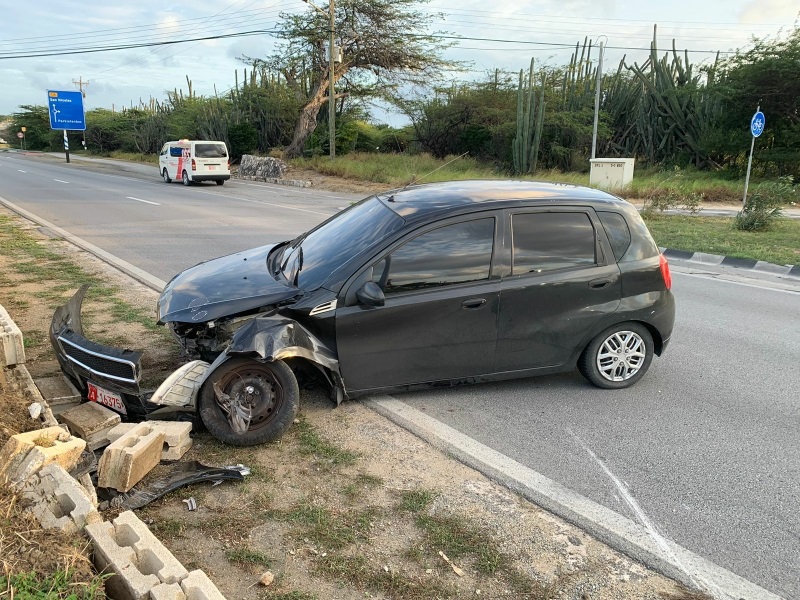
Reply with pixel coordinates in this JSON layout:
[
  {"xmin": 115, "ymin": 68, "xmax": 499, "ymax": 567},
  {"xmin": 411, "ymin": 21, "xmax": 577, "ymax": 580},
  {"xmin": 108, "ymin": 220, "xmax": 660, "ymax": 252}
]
[
  {"xmin": 50, "ymin": 285, "xmax": 207, "ymax": 422},
  {"xmin": 51, "ymin": 284, "xmax": 346, "ymax": 444}
]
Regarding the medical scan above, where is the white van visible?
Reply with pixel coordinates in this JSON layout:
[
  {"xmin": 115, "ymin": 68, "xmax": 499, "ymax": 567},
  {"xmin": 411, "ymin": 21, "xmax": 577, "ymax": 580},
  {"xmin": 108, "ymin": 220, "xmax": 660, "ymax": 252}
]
[{"xmin": 158, "ymin": 140, "xmax": 230, "ymax": 186}]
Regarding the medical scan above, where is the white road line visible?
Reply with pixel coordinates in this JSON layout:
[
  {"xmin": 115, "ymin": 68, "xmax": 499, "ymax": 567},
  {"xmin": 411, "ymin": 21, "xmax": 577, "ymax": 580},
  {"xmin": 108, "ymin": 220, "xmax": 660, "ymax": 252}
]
[
  {"xmin": 17, "ymin": 170, "xmax": 26, "ymax": 173},
  {"xmin": 126, "ymin": 196, "xmax": 160, "ymax": 206},
  {"xmin": 234, "ymin": 179, "xmax": 348, "ymax": 199},
  {"xmin": 366, "ymin": 397, "xmax": 782, "ymax": 600},
  {"xmin": 673, "ymin": 270, "xmax": 800, "ymax": 295},
  {"xmin": 53, "ymin": 179, "xmax": 70, "ymax": 184},
  {"xmin": 566, "ymin": 428, "xmax": 721, "ymax": 598},
  {"xmin": 190, "ymin": 188, "xmax": 333, "ymax": 216}
]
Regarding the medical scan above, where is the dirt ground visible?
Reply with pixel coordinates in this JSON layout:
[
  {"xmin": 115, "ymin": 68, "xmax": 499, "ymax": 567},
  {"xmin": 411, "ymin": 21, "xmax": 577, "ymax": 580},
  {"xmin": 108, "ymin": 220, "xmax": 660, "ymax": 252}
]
[{"xmin": 0, "ymin": 206, "xmax": 703, "ymax": 599}]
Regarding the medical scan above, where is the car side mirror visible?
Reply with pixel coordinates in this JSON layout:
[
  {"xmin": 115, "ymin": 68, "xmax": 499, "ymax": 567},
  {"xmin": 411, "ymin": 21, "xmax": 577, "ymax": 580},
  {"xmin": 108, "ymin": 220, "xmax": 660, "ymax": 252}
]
[{"xmin": 355, "ymin": 281, "xmax": 385, "ymax": 307}]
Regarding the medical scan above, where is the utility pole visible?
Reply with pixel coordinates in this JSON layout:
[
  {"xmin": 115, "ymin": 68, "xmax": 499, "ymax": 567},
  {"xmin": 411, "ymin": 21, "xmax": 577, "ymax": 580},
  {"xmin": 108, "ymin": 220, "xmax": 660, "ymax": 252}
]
[
  {"xmin": 73, "ymin": 77, "xmax": 89, "ymax": 150},
  {"xmin": 591, "ymin": 40, "xmax": 605, "ymax": 160}
]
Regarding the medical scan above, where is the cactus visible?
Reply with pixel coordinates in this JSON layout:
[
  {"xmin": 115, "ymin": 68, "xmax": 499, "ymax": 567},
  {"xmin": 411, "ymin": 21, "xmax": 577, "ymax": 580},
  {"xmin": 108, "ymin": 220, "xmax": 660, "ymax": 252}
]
[{"xmin": 512, "ymin": 58, "xmax": 546, "ymax": 175}]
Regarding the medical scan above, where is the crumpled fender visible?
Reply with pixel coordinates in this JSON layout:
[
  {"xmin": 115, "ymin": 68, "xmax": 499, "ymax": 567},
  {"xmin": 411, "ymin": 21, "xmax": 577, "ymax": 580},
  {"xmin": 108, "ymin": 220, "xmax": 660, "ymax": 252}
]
[{"xmin": 201, "ymin": 316, "xmax": 346, "ymax": 403}]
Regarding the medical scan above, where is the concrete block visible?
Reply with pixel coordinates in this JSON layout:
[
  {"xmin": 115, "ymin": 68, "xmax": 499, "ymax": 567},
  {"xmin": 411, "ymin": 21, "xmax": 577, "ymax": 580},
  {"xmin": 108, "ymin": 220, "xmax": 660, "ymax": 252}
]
[
  {"xmin": 98, "ymin": 423, "xmax": 165, "ymax": 492},
  {"xmin": 35, "ymin": 375, "xmax": 82, "ymax": 415},
  {"xmin": 180, "ymin": 570, "xmax": 227, "ymax": 600},
  {"xmin": 150, "ymin": 583, "xmax": 186, "ymax": 600},
  {"xmin": 59, "ymin": 402, "xmax": 121, "ymax": 450},
  {"xmin": 23, "ymin": 463, "xmax": 101, "ymax": 533},
  {"xmin": 108, "ymin": 421, "xmax": 192, "ymax": 461},
  {"xmin": 0, "ymin": 426, "xmax": 85, "ymax": 485},
  {"xmin": 87, "ymin": 510, "xmax": 189, "ymax": 600},
  {"xmin": 87, "ymin": 520, "xmax": 159, "ymax": 600},
  {"xmin": 0, "ymin": 303, "xmax": 25, "ymax": 367},
  {"xmin": 78, "ymin": 472, "xmax": 99, "ymax": 508}
]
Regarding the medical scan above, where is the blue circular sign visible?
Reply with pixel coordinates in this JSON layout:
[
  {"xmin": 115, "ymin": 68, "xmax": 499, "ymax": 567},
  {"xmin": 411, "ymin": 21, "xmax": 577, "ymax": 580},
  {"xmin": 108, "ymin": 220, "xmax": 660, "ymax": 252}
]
[{"xmin": 751, "ymin": 111, "xmax": 765, "ymax": 138}]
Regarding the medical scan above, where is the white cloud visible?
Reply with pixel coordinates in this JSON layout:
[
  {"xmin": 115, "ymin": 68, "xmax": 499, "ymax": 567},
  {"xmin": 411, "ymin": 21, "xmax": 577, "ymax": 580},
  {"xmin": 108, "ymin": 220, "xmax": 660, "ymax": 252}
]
[{"xmin": 738, "ymin": 0, "xmax": 800, "ymax": 24}]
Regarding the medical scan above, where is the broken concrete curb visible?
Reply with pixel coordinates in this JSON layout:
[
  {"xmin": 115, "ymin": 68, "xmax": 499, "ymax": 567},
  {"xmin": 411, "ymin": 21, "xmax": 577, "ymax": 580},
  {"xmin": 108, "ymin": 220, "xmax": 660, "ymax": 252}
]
[
  {"xmin": 0, "ymin": 302, "xmax": 25, "ymax": 367},
  {"xmin": 98, "ymin": 423, "xmax": 166, "ymax": 492},
  {"xmin": 107, "ymin": 421, "xmax": 192, "ymax": 462},
  {"xmin": 0, "ymin": 301, "xmax": 229, "ymax": 599},
  {"xmin": 0, "ymin": 425, "xmax": 85, "ymax": 486},
  {"xmin": 23, "ymin": 462, "xmax": 101, "ymax": 533}
]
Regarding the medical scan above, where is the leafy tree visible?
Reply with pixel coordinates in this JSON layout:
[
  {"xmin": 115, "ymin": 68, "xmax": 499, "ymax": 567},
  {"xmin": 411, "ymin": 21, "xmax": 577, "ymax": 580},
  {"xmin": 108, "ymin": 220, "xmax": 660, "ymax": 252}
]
[
  {"xmin": 401, "ymin": 73, "xmax": 519, "ymax": 163},
  {"xmin": 251, "ymin": 0, "xmax": 459, "ymax": 157},
  {"xmin": 714, "ymin": 26, "xmax": 800, "ymax": 178},
  {"xmin": 9, "ymin": 105, "xmax": 56, "ymax": 150}
]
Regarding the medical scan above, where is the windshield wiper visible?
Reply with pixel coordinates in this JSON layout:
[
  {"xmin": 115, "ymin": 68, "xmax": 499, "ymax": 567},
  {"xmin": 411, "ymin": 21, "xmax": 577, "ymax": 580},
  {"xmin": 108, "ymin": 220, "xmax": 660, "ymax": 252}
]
[{"xmin": 292, "ymin": 246, "xmax": 304, "ymax": 286}]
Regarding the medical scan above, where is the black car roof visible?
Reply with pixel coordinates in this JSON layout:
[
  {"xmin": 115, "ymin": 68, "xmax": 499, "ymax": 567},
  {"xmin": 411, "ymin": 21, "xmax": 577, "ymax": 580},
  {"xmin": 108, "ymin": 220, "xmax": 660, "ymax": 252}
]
[{"xmin": 378, "ymin": 179, "xmax": 625, "ymax": 220}]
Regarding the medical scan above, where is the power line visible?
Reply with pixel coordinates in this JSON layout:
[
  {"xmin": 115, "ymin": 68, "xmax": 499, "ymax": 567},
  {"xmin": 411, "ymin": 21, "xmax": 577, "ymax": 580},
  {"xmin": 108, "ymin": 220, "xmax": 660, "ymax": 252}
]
[
  {"xmin": 427, "ymin": 5, "xmax": 794, "ymax": 29},
  {"xmin": 0, "ymin": 30, "xmax": 278, "ymax": 60}
]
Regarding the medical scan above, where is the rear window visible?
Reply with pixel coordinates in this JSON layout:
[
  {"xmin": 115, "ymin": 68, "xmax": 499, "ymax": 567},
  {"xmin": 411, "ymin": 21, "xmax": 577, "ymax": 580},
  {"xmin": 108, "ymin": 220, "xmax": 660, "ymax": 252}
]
[
  {"xmin": 195, "ymin": 143, "xmax": 228, "ymax": 158},
  {"xmin": 615, "ymin": 207, "xmax": 660, "ymax": 262},
  {"xmin": 511, "ymin": 212, "xmax": 596, "ymax": 274},
  {"xmin": 597, "ymin": 211, "xmax": 631, "ymax": 261}
]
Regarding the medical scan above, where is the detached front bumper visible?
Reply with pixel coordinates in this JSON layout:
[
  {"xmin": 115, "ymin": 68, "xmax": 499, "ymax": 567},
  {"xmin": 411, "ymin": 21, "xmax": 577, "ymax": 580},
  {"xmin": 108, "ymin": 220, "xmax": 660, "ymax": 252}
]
[{"xmin": 50, "ymin": 285, "xmax": 205, "ymax": 422}]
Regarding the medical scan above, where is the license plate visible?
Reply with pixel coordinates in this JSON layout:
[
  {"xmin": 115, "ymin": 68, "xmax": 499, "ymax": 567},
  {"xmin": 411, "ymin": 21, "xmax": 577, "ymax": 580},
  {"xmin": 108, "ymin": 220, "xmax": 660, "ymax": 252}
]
[
  {"xmin": 208, "ymin": 165, "xmax": 216, "ymax": 170},
  {"xmin": 87, "ymin": 382, "xmax": 127, "ymax": 415}
]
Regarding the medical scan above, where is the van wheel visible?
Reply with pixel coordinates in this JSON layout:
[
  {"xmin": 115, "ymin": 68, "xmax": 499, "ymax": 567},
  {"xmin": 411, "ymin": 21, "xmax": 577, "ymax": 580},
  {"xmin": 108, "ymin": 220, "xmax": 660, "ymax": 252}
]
[
  {"xmin": 578, "ymin": 322, "xmax": 654, "ymax": 389},
  {"xmin": 198, "ymin": 357, "xmax": 299, "ymax": 447},
  {"xmin": 162, "ymin": 169, "xmax": 171, "ymax": 183},
  {"xmin": 182, "ymin": 170, "xmax": 190, "ymax": 186},
  {"xmin": 215, "ymin": 180, "xmax": 225, "ymax": 186}
]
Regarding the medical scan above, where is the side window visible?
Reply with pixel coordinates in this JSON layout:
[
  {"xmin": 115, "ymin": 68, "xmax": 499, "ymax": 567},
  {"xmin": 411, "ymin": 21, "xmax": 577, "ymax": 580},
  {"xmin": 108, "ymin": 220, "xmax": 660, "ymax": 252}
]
[
  {"xmin": 511, "ymin": 212, "xmax": 596, "ymax": 274},
  {"xmin": 160, "ymin": 144, "xmax": 169, "ymax": 156},
  {"xmin": 597, "ymin": 211, "xmax": 632, "ymax": 261},
  {"xmin": 373, "ymin": 218, "xmax": 494, "ymax": 295}
]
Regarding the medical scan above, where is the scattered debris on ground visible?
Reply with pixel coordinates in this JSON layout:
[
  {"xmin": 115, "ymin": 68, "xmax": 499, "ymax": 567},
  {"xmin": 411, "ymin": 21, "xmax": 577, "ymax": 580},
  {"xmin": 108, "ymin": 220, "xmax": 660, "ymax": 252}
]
[{"xmin": 0, "ymin": 205, "xmax": 711, "ymax": 599}]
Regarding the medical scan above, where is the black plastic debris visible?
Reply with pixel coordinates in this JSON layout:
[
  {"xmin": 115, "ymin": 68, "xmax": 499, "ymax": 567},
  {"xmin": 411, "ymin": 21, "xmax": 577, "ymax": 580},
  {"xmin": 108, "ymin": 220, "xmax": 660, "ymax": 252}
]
[{"xmin": 99, "ymin": 461, "xmax": 247, "ymax": 510}]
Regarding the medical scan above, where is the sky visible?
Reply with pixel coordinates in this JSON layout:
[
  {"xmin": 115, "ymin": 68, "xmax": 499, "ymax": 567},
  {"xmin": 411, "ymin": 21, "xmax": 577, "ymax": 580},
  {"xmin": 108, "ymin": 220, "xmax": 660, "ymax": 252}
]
[{"xmin": 0, "ymin": 0, "xmax": 797, "ymax": 125}]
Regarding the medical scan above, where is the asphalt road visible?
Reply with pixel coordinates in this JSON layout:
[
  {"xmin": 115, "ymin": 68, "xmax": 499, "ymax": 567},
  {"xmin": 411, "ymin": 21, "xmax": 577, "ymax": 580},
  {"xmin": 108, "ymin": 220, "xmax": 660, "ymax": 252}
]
[
  {"xmin": 0, "ymin": 152, "xmax": 357, "ymax": 280},
  {"xmin": 2, "ymin": 151, "xmax": 798, "ymax": 598}
]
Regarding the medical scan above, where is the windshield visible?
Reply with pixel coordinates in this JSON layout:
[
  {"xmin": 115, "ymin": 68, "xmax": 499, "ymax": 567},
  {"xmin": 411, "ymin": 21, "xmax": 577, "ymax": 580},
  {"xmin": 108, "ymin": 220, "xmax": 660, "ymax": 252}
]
[{"xmin": 280, "ymin": 197, "xmax": 404, "ymax": 290}]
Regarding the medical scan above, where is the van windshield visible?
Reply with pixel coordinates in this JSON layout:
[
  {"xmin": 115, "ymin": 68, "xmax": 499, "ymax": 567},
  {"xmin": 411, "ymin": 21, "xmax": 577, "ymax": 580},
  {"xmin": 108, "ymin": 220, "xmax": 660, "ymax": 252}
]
[{"xmin": 195, "ymin": 143, "xmax": 227, "ymax": 158}]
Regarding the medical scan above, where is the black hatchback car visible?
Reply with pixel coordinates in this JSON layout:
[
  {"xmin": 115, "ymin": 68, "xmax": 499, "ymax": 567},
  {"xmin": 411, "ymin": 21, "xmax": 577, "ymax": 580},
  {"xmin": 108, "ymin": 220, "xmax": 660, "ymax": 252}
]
[{"xmin": 52, "ymin": 180, "xmax": 674, "ymax": 447}]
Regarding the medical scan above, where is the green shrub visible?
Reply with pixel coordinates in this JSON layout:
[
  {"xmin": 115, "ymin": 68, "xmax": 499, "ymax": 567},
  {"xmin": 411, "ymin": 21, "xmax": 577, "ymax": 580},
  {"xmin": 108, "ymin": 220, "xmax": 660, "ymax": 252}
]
[
  {"xmin": 641, "ymin": 188, "xmax": 702, "ymax": 214},
  {"xmin": 735, "ymin": 180, "xmax": 788, "ymax": 231}
]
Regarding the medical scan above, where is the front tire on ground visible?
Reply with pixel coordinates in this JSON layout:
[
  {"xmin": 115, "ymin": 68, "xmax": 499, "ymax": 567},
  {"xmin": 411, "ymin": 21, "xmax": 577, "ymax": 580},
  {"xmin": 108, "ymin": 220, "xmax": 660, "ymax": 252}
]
[
  {"xmin": 182, "ymin": 170, "xmax": 190, "ymax": 186},
  {"xmin": 198, "ymin": 357, "xmax": 299, "ymax": 446},
  {"xmin": 162, "ymin": 169, "xmax": 171, "ymax": 183},
  {"xmin": 578, "ymin": 322, "xmax": 654, "ymax": 389}
]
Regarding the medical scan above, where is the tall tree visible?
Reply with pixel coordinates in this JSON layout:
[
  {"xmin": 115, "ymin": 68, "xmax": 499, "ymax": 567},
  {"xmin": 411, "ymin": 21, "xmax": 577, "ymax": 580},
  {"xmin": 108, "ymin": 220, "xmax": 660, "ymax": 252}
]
[{"xmin": 249, "ymin": 0, "xmax": 458, "ymax": 157}]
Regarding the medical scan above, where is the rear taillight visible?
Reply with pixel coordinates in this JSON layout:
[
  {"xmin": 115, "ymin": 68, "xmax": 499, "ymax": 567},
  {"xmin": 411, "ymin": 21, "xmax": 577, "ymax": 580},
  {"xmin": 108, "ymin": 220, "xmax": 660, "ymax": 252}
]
[
  {"xmin": 659, "ymin": 253, "xmax": 672, "ymax": 290},
  {"xmin": 191, "ymin": 159, "xmax": 196, "ymax": 171}
]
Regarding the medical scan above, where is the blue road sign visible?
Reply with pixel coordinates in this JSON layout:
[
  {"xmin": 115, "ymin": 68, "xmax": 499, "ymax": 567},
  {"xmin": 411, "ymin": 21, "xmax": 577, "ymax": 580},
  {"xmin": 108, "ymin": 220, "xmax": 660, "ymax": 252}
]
[
  {"xmin": 47, "ymin": 90, "xmax": 86, "ymax": 131},
  {"xmin": 750, "ymin": 111, "xmax": 765, "ymax": 138}
]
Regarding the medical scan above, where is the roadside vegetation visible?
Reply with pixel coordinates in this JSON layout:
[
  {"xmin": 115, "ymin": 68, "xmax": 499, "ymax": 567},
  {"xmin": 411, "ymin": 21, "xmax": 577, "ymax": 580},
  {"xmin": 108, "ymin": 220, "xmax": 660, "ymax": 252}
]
[{"xmin": 2, "ymin": 18, "xmax": 797, "ymax": 185}]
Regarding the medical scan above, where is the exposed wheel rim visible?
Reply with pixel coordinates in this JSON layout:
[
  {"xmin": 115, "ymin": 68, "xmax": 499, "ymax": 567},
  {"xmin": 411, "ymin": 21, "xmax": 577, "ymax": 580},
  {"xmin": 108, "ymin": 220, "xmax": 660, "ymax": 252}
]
[
  {"xmin": 183, "ymin": 172, "xmax": 189, "ymax": 184},
  {"xmin": 596, "ymin": 331, "xmax": 646, "ymax": 382},
  {"xmin": 216, "ymin": 365, "xmax": 284, "ymax": 432},
  {"xmin": 163, "ymin": 170, "xmax": 169, "ymax": 182}
]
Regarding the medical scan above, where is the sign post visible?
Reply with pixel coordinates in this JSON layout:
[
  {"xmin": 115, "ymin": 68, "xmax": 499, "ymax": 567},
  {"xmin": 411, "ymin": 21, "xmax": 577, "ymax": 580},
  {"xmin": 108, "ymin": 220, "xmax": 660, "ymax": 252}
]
[
  {"xmin": 47, "ymin": 90, "xmax": 86, "ymax": 163},
  {"xmin": 743, "ymin": 107, "xmax": 765, "ymax": 209}
]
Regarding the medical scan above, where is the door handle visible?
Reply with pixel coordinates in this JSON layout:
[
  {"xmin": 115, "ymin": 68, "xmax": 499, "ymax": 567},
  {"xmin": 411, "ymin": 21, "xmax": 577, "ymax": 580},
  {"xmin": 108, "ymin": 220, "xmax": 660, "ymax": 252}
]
[
  {"xmin": 588, "ymin": 277, "xmax": 612, "ymax": 289},
  {"xmin": 461, "ymin": 298, "xmax": 487, "ymax": 309}
]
